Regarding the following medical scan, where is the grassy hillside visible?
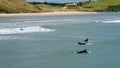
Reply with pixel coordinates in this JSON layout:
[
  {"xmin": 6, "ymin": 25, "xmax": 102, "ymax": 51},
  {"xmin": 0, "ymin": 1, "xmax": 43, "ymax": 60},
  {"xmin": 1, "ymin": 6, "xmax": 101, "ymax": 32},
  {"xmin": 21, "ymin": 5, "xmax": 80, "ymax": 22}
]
[
  {"xmin": 83, "ymin": 0, "xmax": 120, "ymax": 11},
  {"xmin": 0, "ymin": 0, "xmax": 120, "ymax": 13},
  {"xmin": 35, "ymin": 4, "xmax": 81, "ymax": 12},
  {"xmin": 35, "ymin": 4, "xmax": 64, "ymax": 12},
  {"xmin": 32, "ymin": 2, "xmax": 80, "ymax": 12},
  {"xmin": 0, "ymin": 0, "xmax": 39, "ymax": 13}
]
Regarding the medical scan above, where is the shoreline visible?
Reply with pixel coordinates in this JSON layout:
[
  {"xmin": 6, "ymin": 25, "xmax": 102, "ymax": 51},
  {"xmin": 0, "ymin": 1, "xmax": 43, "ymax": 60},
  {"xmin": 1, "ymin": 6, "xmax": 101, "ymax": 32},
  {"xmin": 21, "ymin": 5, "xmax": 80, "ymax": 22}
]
[{"xmin": 0, "ymin": 12, "xmax": 97, "ymax": 17}]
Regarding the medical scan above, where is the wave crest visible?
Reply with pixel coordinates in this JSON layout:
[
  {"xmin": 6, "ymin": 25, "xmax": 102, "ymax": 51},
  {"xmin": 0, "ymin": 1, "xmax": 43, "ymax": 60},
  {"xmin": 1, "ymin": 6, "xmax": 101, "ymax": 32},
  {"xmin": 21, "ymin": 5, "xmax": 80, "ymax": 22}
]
[
  {"xmin": 0, "ymin": 26, "xmax": 54, "ymax": 34},
  {"xmin": 102, "ymin": 20, "xmax": 120, "ymax": 23}
]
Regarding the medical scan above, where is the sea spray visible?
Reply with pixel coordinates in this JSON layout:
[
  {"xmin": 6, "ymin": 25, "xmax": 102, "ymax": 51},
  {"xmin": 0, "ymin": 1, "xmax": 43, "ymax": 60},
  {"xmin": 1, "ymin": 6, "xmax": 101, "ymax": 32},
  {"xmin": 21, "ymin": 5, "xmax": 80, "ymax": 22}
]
[
  {"xmin": 102, "ymin": 20, "xmax": 120, "ymax": 23},
  {"xmin": 0, "ymin": 26, "xmax": 54, "ymax": 34}
]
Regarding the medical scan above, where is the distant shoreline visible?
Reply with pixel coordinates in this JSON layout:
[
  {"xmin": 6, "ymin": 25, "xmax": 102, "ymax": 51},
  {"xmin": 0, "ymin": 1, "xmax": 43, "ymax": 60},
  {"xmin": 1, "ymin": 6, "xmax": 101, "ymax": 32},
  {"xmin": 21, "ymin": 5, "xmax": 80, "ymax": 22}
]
[{"xmin": 0, "ymin": 12, "xmax": 97, "ymax": 17}]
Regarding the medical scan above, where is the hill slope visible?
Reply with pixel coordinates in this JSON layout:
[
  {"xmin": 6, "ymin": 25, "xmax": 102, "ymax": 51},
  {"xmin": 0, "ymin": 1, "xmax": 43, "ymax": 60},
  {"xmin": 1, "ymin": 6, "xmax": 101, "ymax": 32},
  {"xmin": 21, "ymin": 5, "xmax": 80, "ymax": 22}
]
[
  {"xmin": 0, "ymin": 0, "xmax": 39, "ymax": 13},
  {"xmin": 83, "ymin": 0, "xmax": 120, "ymax": 11},
  {"xmin": 0, "ymin": 0, "xmax": 120, "ymax": 13}
]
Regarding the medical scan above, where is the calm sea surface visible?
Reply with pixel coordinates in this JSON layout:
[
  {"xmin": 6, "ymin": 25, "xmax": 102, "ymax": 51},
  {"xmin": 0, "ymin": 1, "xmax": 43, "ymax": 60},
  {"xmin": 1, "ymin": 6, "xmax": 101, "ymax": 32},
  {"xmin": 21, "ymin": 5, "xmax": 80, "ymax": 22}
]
[{"xmin": 0, "ymin": 12, "xmax": 120, "ymax": 68}]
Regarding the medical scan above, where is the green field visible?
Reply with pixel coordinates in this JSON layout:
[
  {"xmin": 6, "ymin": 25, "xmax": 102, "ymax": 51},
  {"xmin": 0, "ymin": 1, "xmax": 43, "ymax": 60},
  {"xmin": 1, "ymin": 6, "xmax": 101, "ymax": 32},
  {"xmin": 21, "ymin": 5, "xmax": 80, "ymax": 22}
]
[{"xmin": 84, "ymin": 0, "xmax": 120, "ymax": 11}]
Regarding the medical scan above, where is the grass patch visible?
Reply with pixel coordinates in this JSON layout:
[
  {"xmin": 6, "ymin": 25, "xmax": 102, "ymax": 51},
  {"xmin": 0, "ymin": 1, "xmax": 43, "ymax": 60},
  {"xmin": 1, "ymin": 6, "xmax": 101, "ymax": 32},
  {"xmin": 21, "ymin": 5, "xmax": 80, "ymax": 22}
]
[
  {"xmin": 0, "ymin": 0, "xmax": 39, "ymax": 13},
  {"xmin": 83, "ymin": 0, "xmax": 120, "ymax": 11}
]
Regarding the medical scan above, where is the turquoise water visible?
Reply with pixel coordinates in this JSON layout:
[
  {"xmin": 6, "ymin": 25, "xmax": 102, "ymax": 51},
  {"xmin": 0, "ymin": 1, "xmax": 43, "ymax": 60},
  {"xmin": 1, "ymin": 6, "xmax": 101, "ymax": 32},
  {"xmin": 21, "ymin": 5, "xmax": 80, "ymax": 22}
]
[{"xmin": 0, "ymin": 12, "xmax": 120, "ymax": 68}]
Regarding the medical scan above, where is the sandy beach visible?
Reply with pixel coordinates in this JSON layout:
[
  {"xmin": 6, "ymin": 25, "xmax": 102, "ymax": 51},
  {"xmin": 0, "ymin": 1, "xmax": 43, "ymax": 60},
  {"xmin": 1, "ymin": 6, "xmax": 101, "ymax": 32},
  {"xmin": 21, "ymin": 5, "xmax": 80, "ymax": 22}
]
[{"xmin": 0, "ymin": 12, "xmax": 97, "ymax": 17}]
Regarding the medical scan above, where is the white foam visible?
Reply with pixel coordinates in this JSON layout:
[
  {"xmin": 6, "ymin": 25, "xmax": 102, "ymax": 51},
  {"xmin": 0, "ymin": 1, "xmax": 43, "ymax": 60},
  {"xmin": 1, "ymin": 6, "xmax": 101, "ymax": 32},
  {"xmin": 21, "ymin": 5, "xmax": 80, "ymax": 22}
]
[
  {"xmin": 87, "ymin": 42, "xmax": 93, "ymax": 45},
  {"xmin": 103, "ymin": 20, "xmax": 120, "ymax": 23},
  {"xmin": 88, "ymin": 51, "xmax": 92, "ymax": 53},
  {"xmin": 0, "ymin": 26, "xmax": 54, "ymax": 35},
  {"xmin": 0, "ymin": 36, "xmax": 22, "ymax": 40}
]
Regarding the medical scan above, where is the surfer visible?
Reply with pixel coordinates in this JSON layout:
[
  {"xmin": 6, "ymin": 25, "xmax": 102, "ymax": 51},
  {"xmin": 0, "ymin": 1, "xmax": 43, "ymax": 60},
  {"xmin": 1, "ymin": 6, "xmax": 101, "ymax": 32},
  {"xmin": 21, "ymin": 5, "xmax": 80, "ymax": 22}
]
[
  {"xmin": 78, "ymin": 42, "xmax": 86, "ymax": 45},
  {"xmin": 84, "ymin": 38, "xmax": 89, "ymax": 43},
  {"xmin": 74, "ymin": 49, "xmax": 88, "ymax": 54},
  {"xmin": 20, "ymin": 28, "xmax": 24, "ymax": 31},
  {"xmin": 78, "ymin": 38, "xmax": 89, "ymax": 45}
]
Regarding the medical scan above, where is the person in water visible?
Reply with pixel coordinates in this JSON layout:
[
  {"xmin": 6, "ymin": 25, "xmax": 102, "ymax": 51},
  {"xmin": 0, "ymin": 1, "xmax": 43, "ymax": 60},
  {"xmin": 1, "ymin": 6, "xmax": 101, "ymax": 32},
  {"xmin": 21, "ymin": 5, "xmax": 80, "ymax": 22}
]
[
  {"xmin": 75, "ymin": 49, "xmax": 88, "ymax": 54},
  {"xmin": 78, "ymin": 38, "xmax": 89, "ymax": 45},
  {"xmin": 20, "ymin": 28, "xmax": 24, "ymax": 31},
  {"xmin": 84, "ymin": 38, "xmax": 89, "ymax": 43},
  {"xmin": 78, "ymin": 42, "xmax": 86, "ymax": 45}
]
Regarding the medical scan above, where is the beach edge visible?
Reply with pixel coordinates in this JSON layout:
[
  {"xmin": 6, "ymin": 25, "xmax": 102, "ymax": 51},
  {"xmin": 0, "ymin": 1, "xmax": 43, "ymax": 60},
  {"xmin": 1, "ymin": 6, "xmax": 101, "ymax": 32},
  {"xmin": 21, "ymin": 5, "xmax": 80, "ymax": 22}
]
[{"xmin": 0, "ymin": 12, "xmax": 97, "ymax": 17}]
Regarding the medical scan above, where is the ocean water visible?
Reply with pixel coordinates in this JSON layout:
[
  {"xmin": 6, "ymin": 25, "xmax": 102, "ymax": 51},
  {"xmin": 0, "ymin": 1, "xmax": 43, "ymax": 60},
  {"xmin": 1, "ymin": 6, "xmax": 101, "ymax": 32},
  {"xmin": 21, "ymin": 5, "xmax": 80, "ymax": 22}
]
[{"xmin": 0, "ymin": 12, "xmax": 120, "ymax": 68}]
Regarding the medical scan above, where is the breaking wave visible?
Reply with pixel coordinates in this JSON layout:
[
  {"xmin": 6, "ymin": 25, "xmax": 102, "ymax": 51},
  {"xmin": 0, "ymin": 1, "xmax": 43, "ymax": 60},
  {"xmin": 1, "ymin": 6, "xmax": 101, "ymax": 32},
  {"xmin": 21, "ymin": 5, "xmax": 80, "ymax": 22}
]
[
  {"xmin": 0, "ymin": 26, "xmax": 54, "ymax": 35},
  {"xmin": 102, "ymin": 20, "xmax": 120, "ymax": 23}
]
